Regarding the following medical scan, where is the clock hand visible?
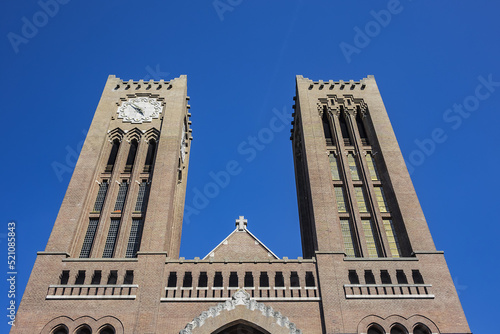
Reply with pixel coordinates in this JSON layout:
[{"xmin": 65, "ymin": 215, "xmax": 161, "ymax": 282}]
[{"xmin": 130, "ymin": 103, "xmax": 144, "ymax": 115}]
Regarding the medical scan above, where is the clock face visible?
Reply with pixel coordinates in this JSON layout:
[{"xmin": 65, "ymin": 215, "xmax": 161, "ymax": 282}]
[{"xmin": 117, "ymin": 97, "xmax": 162, "ymax": 123}]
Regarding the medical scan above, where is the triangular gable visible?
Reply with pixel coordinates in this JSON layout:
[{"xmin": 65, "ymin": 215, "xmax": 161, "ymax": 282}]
[{"xmin": 203, "ymin": 216, "xmax": 279, "ymax": 261}]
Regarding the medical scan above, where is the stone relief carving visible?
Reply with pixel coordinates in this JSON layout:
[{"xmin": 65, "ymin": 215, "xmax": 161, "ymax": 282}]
[{"xmin": 180, "ymin": 289, "xmax": 303, "ymax": 334}]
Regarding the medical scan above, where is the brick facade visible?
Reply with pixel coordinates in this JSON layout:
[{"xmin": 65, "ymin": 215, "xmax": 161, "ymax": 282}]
[{"xmin": 12, "ymin": 75, "xmax": 470, "ymax": 334}]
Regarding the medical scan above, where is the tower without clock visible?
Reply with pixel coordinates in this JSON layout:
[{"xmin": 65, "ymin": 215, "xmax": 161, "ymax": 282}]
[{"xmin": 12, "ymin": 75, "xmax": 470, "ymax": 334}]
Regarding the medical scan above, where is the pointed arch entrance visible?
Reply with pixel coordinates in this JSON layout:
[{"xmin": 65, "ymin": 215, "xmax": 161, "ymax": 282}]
[
  {"xmin": 180, "ymin": 290, "xmax": 302, "ymax": 334},
  {"xmin": 212, "ymin": 320, "xmax": 269, "ymax": 334}
]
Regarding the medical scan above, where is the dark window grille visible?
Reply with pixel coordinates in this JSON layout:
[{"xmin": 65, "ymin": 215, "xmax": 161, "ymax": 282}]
[
  {"xmin": 114, "ymin": 181, "xmax": 128, "ymax": 211},
  {"xmin": 125, "ymin": 218, "xmax": 144, "ymax": 258},
  {"xmin": 134, "ymin": 181, "xmax": 148, "ymax": 212},
  {"xmin": 80, "ymin": 218, "xmax": 99, "ymax": 258},
  {"xmin": 93, "ymin": 181, "xmax": 108, "ymax": 212},
  {"xmin": 102, "ymin": 218, "xmax": 121, "ymax": 258}
]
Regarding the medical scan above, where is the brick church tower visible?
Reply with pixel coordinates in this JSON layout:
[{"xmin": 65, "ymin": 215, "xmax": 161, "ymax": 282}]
[{"xmin": 13, "ymin": 75, "xmax": 470, "ymax": 334}]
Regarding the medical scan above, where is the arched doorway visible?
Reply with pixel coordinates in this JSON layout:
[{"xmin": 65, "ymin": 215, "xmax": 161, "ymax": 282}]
[{"xmin": 212, "ymin": 320, "xmax": 270, "ymax": 334}]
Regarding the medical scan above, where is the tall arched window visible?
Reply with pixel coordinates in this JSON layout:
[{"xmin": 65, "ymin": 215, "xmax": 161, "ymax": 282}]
[
  {"xmin": 322, "ymin": 109, "xmax": 334, "ymax": 146},
  {"xmin": 339, "ymin": 109, "xmax": 352, "ymax": 145},
  {"xmin": 144, "ymin": 139, "xmax": 157, "ymax": 172},
  {"xmin": 124, "ymin": 139, "xmax": 138, "ymax": 173},
  {"xmin": 356, "ymin": 109, "xmax": 369, "ymax": 145},
  {"xmin": 105, "ymin": 139, "xmax": 120, "ymax": 172}
]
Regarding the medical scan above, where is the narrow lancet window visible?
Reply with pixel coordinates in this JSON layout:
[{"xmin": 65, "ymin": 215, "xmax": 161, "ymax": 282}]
[
  {"xmin": 374, "ymin": 187, "xmax": 389, "ymax": 213},
  {"xmin": 339, "ymin": 109, "xmax": 352, "ymax": 146},
  {"xmin": 144, "ymin": 139, "xmax": 156, "ymax": 172},
  {"xmin": 93, "ymin": 180, "xmax": 108, "ymax": 213},
  {"xmin": 329, "ymin": 153, "xmax": 340, "ymax": 180},
  {"xmin": 80, "ymin": 218, "xmax": 99, "ymax": 258},
  {"xmin": 134, "ymin": 181, "xmax": 149, "ymax": 213},
  {"xmin": 355, "ymin": 187, "xmax": 369, "ymax": 212},
  {"xmin": 124, "ymin": 139, "xmax": 138, "ymax": 173},
  {"xmin": 322, "ymin": 109, "xmax": 334, "ymax": 146},
  {"xmin": 348, "ymin": 153, "xmax": 360, "ymax": 180},
  {"xmin": 102, "ymin": 218, "xmax": 121, "ymax": 258},
  {"xmin": 362, "ymin": 219, "xmax": 380, "ymax": 257},
  {"xmin": 366, "ymin": 153, "xmax": 379, "ymax": 180},
  {"xmin": 125, "ymin": 218, "xmax": 144, "ymax": 258},
  {"xmin": 340, "ymin": 219, "xmax": 357, "ymax": 257},
  {"xmin": 105, "ymin": 139, "xmax": 120, "ymax": 173},
  {"xmin": 114, "ymin": 181, "xmax": 128, "ymax": 212},
  {"xmin": 383, "ymin": 219, "xmax": 401, "ymax": 257},
  {"xmin": 356, "ymin": 110, "xmax": 369, "ymax": 145},
  {"xmin": 335, "ymin": 187, "xmax": 348, "ymax": 213}
]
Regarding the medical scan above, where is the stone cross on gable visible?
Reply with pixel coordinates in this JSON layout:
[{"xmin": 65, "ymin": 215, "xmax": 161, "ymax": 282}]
[{"xmin": 236, "ymin": 216, "xmax": 247, "ymax": 231}]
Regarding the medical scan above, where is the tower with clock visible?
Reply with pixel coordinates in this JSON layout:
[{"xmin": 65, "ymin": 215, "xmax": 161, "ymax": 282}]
[{"xmin": 12, "ymin": 75, "xmax": 470, "ymax": 334}]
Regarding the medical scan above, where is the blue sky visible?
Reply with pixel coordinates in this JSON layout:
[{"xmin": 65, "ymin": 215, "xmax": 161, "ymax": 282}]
[{"xmin": 1, "ymin": 1, "xmax": 499, "ymax": 333}]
